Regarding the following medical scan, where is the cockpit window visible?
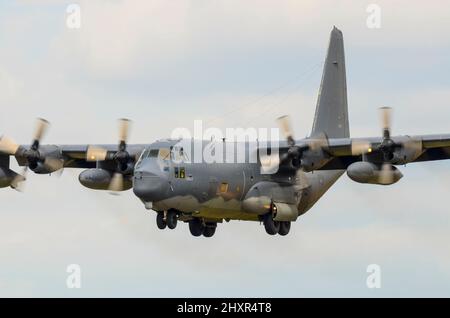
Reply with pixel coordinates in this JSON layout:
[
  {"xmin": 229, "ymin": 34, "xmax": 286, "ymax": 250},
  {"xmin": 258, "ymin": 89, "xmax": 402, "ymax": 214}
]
[
  {"xmin": 158, "ymin": 148, "xmax": 171, "ymax": 161},
  {"xmin": 148, "ymin": 149, "xmax": 159, "ymax": 157},
  {"xmin": 138, "ymin": 147, "xmax": 172, "ymax": 164}
]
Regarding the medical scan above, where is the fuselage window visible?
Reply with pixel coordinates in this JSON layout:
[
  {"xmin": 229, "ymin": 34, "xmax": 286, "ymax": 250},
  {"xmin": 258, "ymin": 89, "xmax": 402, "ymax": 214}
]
[
  {"xmin": 219, "ymin": 182, "xmax": 228, "ymax": 193},
  {"xmin": 174, "ymin": 166, "xmax": 186, "ymax": 179},
  {"xmin": 179, "ymin": 167, "xmax": 185, "ymax": 179}
]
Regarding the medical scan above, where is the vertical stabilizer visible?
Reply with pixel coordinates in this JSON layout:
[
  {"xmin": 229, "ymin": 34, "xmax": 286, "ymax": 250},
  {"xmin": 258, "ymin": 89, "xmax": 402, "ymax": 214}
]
[{"xmin": 311, "ymin": 27, "xmax": 349, "ymax": 138}]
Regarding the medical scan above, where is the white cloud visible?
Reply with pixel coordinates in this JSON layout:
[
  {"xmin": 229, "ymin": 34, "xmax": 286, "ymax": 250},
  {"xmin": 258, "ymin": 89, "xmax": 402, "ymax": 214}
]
[{"xmin": 50, "ymin": 0, "xmax": 450, "ymax": 78}]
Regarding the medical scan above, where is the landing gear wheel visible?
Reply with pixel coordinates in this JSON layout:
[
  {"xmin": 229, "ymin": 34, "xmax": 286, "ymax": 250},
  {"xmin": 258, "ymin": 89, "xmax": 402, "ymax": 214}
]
[
  {"xmin": 203, "ymin": 223, "xmax": 217, "ymax": 237},
  {"xmin": 263, "ymin": 213, "xmax": 280, "ymax": 235},
  {"xmin": 156, "ymin": 212, "xmax": 166, "ymax": 230},
  {"xmin": 189, "ymin": 218, "xmax": 204, "ymax": 237},
  {"xmin": 278, "ymin": 221, "xmax": 291, "ymax": 236},
  {"xmin": 166, "ymin": 210, "xmax": 178, "ymax": 229}
]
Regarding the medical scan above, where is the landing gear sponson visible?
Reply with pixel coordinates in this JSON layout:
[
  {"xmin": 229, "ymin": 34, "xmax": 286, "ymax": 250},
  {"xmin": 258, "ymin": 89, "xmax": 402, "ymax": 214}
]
[{"xmin": 155, "ymin": 210, "xmax": 291, "ymax": 237}]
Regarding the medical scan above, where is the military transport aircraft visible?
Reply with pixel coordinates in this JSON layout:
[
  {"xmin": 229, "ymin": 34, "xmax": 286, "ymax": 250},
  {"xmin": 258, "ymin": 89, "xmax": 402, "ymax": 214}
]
[{"xmin": 1, "ymin": 27, "xmax": 449, "ymax": 237}]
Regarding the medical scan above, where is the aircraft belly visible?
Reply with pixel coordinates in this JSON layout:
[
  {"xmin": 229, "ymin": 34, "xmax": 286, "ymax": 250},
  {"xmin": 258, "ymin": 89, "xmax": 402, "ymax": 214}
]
[{"xmin": 154, "ymin": 195, "xmax": 258, "ymax": 221}]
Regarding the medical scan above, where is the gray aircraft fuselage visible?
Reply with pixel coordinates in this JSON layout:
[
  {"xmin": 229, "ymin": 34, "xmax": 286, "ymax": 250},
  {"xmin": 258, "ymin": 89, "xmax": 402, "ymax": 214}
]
[{"xmin": 133, "ymin": 139, "xmax": 342, "ymax": 222}]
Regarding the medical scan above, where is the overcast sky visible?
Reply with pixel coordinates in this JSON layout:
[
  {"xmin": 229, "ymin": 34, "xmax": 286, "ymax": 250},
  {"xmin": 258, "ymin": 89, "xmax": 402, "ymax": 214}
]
[{"xmin": 1, "ymin": 0, "xmax": 450, "ymax": 297}]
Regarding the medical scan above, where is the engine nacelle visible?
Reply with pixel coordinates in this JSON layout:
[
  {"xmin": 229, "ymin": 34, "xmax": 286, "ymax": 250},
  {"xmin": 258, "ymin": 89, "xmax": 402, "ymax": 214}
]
[
  {"xmin": 30, "ymin": 159, "xmax": 63, "ymax": 174},
  {"xmin": 28, "ymin": 145, "xmax": 64, "ymax": 174},
  {"xmin": 79, "ymin": 169, "xmax": 132, "ymax": 190},
  {"xmin": 347, "ymin": 161, "xmax": 403, "ymax": 185},
  {"xmin": 391, "ymin": 136, "xmax": 423, "ymax": 165}
]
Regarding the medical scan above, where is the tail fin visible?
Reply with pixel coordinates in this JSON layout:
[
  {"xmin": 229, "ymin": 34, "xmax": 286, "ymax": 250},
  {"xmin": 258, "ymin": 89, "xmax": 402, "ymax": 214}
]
[{"xmin": 311, "ymin": 27, "xmax": 349, "ymax": 138}]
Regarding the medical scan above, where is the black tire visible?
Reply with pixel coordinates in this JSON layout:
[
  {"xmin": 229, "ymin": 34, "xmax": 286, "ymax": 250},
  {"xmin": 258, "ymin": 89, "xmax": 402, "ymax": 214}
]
[
  {"xmin": 278, "ymin": 221, "xmax": 291, "ymax": 236},
  {"xmin": 203, "ymin": 224, "xmax": 217, "ymax": 237},
  {"xmin": 166, "ymin": 210, "xmax": 178, "ymax": 229},
  {"xmin": 189, "ymin": 218, "xmax": 204, "ymax": 237},
  {"xmin": 156, "ymin": 212, "xmax": 166, "ymax": 230},
  {"xmin": 263, "ymin": 213, "xmax": 280, "ymax": 235}
]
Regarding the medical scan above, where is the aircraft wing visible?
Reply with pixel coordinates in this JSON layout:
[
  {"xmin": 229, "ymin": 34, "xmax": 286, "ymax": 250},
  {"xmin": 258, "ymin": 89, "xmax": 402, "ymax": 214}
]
[
  {"xmin": 318, "ymin": 134, "xmax": 450, "ymax": 170},
  {"xmin": 13, "ymin": 144, "xmax": 147, "ymax": 169},
  {"xmin": 411, "ymin": 134, "xmax": 450, "ymax": 162}
]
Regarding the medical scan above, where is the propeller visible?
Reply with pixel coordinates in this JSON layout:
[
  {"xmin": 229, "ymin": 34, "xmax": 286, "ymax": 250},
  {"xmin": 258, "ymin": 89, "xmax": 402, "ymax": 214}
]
[
  {"xmin": 86, "ymin": 118, "xmax": 132, "ymax": 193},
  {"xmin": 276, "ymin": 115, "xmax": 329, "ymax": 169},
  {"xmin": 349, "ymin": 108, "xmax": 394, "ymax": 157},
  {"xmin": 277, "ymin": 115, "xmax": 295, "ymax": 147},
  {"xmin": 0, "ymin": 118, "xmax": 49, "ymax": 158},
  {"xmin": 0, "ymin": 118, "xmax": 63, "ymax": 190},
  {"xmin": 350, "ymin": 107, "xmax": 423, "ymax": 184},
  {"xmin": 351, "ymin": 107, "xmax": 422, "ymax": 160},
  {"xmin": 375, "ymin": 107, "xmax": 422, "ymax": 162},
  {"xmin": 377, "ymin": 107, "xmax": 397, "ymax": 161}
]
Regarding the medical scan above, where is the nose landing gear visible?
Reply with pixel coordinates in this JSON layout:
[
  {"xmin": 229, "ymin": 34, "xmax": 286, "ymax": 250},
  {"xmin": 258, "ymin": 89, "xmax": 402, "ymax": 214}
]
[
  {"xmin": 166, "ymin": 210, "xmax": 177, "ymax": 229},
  {"xmin": 156, "ymin": 211, "xmax": 166, "ymax": 229}
]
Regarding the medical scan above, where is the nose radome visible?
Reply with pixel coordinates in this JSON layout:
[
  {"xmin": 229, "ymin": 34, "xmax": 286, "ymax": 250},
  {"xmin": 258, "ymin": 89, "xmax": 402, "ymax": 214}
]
[{"xmin": 133, "ymin": 171, "xmax": 169, "ymax": 202}]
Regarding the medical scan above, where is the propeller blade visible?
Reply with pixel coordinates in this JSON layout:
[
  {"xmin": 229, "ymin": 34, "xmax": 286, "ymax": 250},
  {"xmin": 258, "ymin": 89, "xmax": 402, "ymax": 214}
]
[
  {"xmin": 276, "ymin": 115, "xmax": 295, "ymax": 146},
  {"xmin": 10, "ymin": 166, "xmax": 28, "ymax": 192},
  {"xmin": 259, "ymin": 153, "xmax": 280, "ymax": 174},
  {"xmin": 380, "ymin": 107, "xmax": 392, "ymax": 138},
  {"xmin": 308, "ymin": 132, "xmax": 329, "ymax": 152},
  {"xmin": 379, "ymin": 163, "xmax": 394, "ymax": 185},
  {"xmin": 86, "ymin": 146, "xmax": 108, "ymax": 161},
  {"xmin": 0, "ymin": 136, "xmax": 20, "ymax": 155},
  {"xmin": 118, "ymin": 118, "xmax": 131, "ymax": 144},
  {"xmin": 351, "ymin": 140, "xmax": 373, "ymax": 156},
  {"xmin": 108, "ymin": 172, "xmax": 124, "ymax": 193},
  {"xmin": 33, "ymin": 118, "xmax": 50, "ymax": 143}
]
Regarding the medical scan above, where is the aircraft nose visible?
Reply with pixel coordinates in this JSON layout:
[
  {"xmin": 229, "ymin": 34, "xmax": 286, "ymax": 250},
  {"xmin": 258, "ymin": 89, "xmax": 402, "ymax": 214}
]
[{"xmin": 133, "ymin": 170, "xmax": 169, "ymax": 202}]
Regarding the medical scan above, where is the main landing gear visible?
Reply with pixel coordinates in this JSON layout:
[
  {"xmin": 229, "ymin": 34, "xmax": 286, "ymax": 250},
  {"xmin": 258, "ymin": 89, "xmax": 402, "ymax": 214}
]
[
  {"xmin": 155, "ymin": 211, "xmax": 217, "ymax": 238},
  {"xmin": 188, "ymin": 218, "xmax": 217, "ymax": 238},
  {"xmin": 263, "ymin": 213, "xmax": 291, "ymax": 236},
  {"xmin": 156, "ymin": 210, "xmax": 178, "ymax": 230}
]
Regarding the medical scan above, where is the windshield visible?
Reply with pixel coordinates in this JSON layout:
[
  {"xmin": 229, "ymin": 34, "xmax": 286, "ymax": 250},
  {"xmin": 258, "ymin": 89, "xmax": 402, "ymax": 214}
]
[{"xmin": 137, "ymin": 148, "xmax": 171, "ymax": 163}]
